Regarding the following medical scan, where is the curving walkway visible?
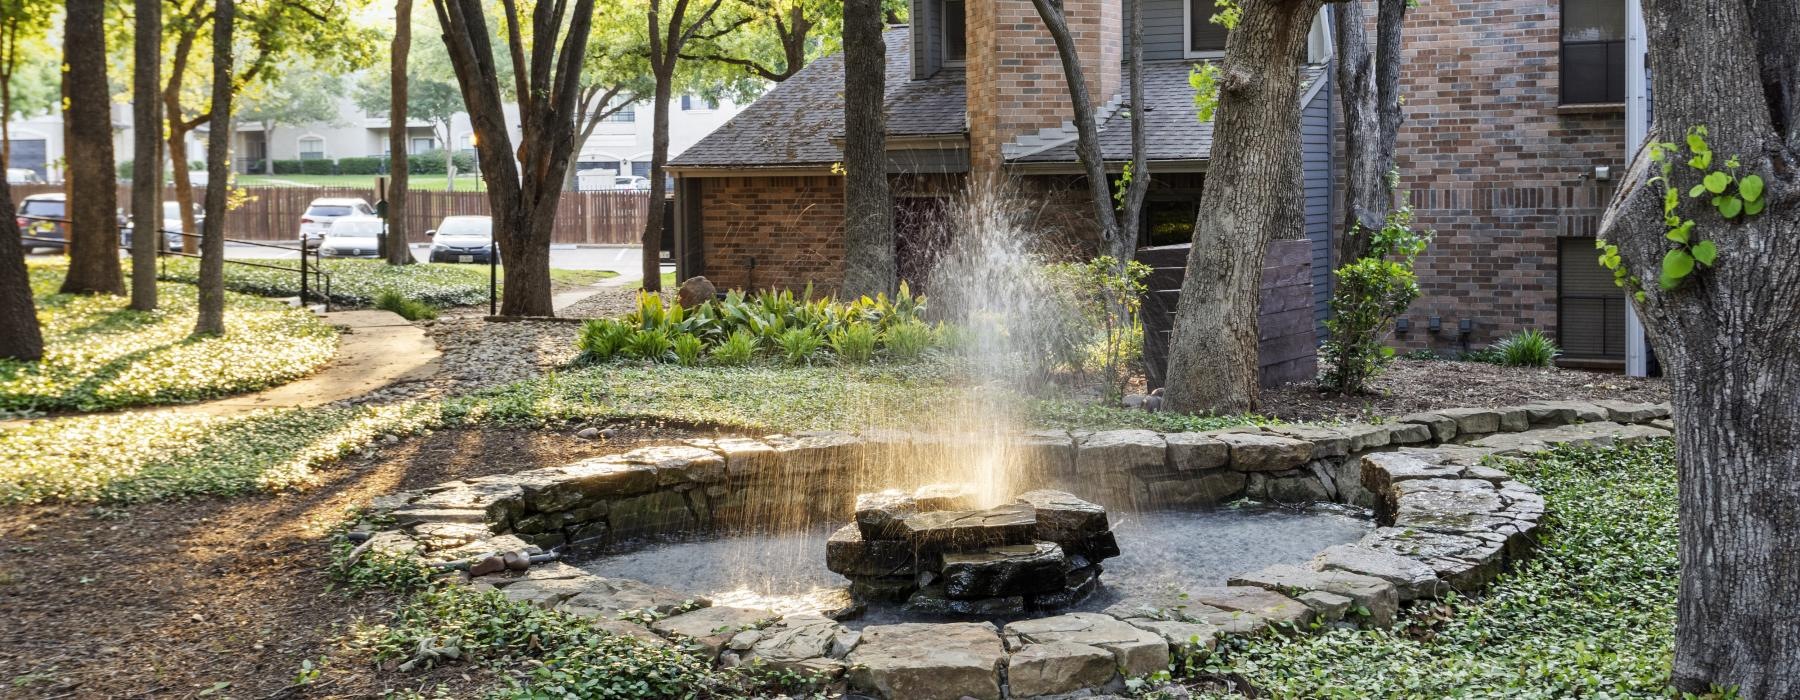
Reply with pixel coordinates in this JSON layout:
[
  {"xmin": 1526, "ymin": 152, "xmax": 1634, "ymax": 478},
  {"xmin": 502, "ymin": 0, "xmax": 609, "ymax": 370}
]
[{"xmin": 171, "ymin": 309, "xmax": 439, "ymax": 416}]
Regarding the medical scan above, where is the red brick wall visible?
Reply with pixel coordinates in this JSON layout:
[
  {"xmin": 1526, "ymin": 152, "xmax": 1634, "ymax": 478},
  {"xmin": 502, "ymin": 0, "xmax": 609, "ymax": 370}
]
[
  {"xmin": 1388, "ymin": 0, "xmax": 1625, "ymax": 350},
  {"xmin": 698, "ymin": 175, "xmax": 847, "ymax": 293},
  {"xmin": 967, "ymin": 0, "xmax": 1122, "ymax": 177}
]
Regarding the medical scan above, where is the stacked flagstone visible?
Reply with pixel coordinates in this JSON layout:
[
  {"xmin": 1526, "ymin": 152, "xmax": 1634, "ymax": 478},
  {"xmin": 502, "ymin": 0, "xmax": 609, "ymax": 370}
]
[{"xmin": 827, "ymin": 486, "xmax": 1119, "ymax": 615}]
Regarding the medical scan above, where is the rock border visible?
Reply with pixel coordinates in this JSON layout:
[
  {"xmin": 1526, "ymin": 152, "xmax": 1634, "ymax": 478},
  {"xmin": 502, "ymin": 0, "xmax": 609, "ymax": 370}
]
[{"xmin": 349, "ymin": 400, "xmax": 1672, "ymax": 699}]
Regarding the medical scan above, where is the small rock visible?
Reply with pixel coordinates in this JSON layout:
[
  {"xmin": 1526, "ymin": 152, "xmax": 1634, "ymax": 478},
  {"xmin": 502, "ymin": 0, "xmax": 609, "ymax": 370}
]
[
  {"xmin": 469, "ymin": 554, "xmax": 507, "ymax": 577},
  {"xmin": 1143, "ymin": 395, "xmax": 1163, "ymax": 412},
  {"xmin": 1122, "ymin": 394, "xmax": 1147, "ymax": 409},
  {"xmin": 502, "ymin": 550, "xmax": 530, "ymax": 571},
  {"xmin": 575, "ymin": 427, "xmax": 601, "ymax": 440}
]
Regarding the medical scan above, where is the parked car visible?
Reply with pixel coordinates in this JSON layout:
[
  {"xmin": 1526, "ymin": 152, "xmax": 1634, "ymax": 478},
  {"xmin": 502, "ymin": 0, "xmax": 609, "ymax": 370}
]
[
  {"xmin": 6, "ymin": 168, "xmax": 44, "ymax": 185},
  {"xmin": 299, "ymin": 197, "xmax": 374, "ymax": 249},
  {"xmin": 318, "ymin": 216, "xmax": 386, "ymax": 258},
  {"xmin": 426, "ymin": 215, "xmax": 497, "ymax": 263},
  {"xmin": 614, "ymin": 175, "xmax": 651, "ymax": 191},
  {"xmin": 16, "ymin": 193, "xmax": 67, "ymax": 253},
  {"xmin": 123, "ymin": 201, "xmax": 203, "ymax": 252}
]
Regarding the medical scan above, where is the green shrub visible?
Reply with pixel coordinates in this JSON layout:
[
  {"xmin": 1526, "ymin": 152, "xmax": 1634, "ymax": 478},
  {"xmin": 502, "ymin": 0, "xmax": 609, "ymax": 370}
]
[
  {"xmin": 671, "ymin": 333, "xmax": 704, "ymax": 367},
  {"xmin": 158, "ymin": 257, "xmax": 491, "ymax": 308},
  {"xmin": 408, "ymin": 150, "xmax": 476, "ymax": 176},
  {"xmin": 336, "ymin": 156, "xmax": 385, "ymax": 175},
  {"xmin": 373, "ymin": 290, "xmax": 438, "ymax": 321},
  {"xmin": 777, "ymin": 327, "xmax": 824, "ymax": 365},
  {"xmin": 881, "ymin": 320, "xmax": 934, "ymax": 362},
  {"xmin": 272, "ymin": 159, "xmax": 305, "ymax": 175},
  {"xmin": 299, "ymin": 159, "xmax": 336, "ymax": 175},
  {"xmin": 1041, "ymin": 256, "xmax": 1151, "ymax": 398},
  {"xmin": 575, "ymin": 319, "xmax": 633, "ymax": 364},
  {"xmin": 1492, "ymin": 329, "xmax": 1560, "ymax": 367},
  {"xmin": 709, "ymin": 329, "xmax": 758, "ymax": 366},
  {"xmin": 624, "ymin": 329, "xmax": 673, "ymax": 361},
  {"xmin": 1320, "ymin": 204, "xmax": 1431, "ymax": 394},
  {"xmin": 829, "ymin": 323, "xmax": 877, "ymax": 364}
]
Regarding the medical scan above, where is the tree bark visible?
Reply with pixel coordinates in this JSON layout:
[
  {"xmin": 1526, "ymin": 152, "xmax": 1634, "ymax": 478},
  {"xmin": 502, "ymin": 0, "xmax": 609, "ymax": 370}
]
[
  {"xmin": 385, "ymin": 0, "xmax": 413, "ymax": 266},
  {"xmin": 193, "ymin": 0, "xmax": 232, "ymax": 336},
  {"xmin": 432, "ymin": 0, "xmax": 595, "ymax": 316},
  {"xmin": 839, "ymin": 0, "xmax": 895, "ymax": 297},
  {"xmin": 0, "ymin": 177, "xmax": 42, "ymax": 361},
  {"xmin": 1162, "ymin": 0, "xmax": 1325, "ymax": 414},
  {"xmin": 165, "ymin": 7, "xmax": 206, "ymax": 256},
  {"xmin": 130, "ymin": 0, "xmax": 163, "ymax": 310},
  {"xmin": 1331, "ymin": 0, "xmax": 1405, "ymax": 265},
  {"xmin": 59, "ymin": 0, "xmax": 123, "ymax": 296},
  {"xmin": 641, "ymin": 0, "xmax": 729, "ymax": 293},
  {"xmin": 1595, "ymin": 2, "xmax": 1800, "ymax": 697}
]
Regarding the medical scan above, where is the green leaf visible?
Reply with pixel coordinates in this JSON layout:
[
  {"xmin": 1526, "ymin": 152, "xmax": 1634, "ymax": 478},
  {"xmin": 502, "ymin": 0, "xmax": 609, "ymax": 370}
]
[
  {"xmin": 1688, "ymin": 184, "xmax": 1707, "ymax": 198},
  {"xmin": 1689, "ymin": 151, "xmax": 1713, "ymax": 170},
  {"xmin": 1662, "ymin": 249, "xmax": 1695, "ymax": 283},
  {"xmin": 1664, "ymin": 226, "xmax": 1689, "ymax": 244},
  {"xmin": 1703, "ymin": 171, "xmax": 1732, "ymax": 194},
  {"xmin": 1717, "ymin": 195, "xmax": 1743, "ymax": 219},
  {"xmin": 1664, "ymin": 187, "xmax": 1680, "ymax": 214},
  {"xmin": 1746, "ymin": 197, "xmax": 1766, "ymax": 216},
  {"xmin": 1691, "ymin": 240, "xmax": 1718, "ymax": 266},
  {"xmin": 1740, "ymin": 174, "xmax": 1764, "ymax": 202}
]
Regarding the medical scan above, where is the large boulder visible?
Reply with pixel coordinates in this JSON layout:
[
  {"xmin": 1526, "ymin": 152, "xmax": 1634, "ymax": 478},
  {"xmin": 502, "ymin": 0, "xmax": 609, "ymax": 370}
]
[{"xmin": 676, "ymin": 275, "xmax": 717, "ymax": 307}]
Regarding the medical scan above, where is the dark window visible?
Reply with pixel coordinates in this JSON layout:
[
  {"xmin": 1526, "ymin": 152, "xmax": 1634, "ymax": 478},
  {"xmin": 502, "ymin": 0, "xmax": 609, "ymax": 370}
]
[
  {"xmin": 1188, "ymin": 0, "xmax": 1229, "ymax": 54},
  {"xmin": 943, "ymin": 0, "xmax": 966, "ymax": 63},
  {"xmin": 1558, "ymin": 236, "xmax": 1626, "ymax": 359},
  {"xmin": 1562, "ymin": 0, "xmax": 1626, "ymax": 104},
  {"xmin": 602, "ymin": 107, "xmax": 636, "ymax": 123},
  {"xmin": 681, "ymin": 95, "xmax": 693, "ymax": 110}
]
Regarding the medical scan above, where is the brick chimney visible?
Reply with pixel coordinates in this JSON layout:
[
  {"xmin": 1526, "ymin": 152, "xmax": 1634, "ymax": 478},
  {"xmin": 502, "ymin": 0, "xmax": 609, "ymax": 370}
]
[{"xmin": 964, "ymin": 0, "xmax": 1122, "ymax": 179}]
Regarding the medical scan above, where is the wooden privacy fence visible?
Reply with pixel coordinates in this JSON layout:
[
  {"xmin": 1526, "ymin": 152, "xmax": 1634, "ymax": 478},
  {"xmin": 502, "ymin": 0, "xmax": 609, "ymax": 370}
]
[{"xmin": 8, "ymin": 184, "xmax": 648, "ymax": 245}]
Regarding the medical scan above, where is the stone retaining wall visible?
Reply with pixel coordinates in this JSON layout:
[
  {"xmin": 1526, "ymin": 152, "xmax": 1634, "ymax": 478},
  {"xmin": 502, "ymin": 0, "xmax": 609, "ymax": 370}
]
[{"xmin": 351, "ymin": 400, "xmax": 1673, "ymax": 699}]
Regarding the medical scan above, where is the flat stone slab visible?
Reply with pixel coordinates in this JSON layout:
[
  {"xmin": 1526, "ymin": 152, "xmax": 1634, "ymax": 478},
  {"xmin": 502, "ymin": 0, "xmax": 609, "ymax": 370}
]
[
  {"xmin": 557, "ymin": 577, "xmax": 705, "ymax": 618},
  {"xmin": 1124, "ymin": 618, "xmax": 1220, "ymax": 655},
  {"xmin": 1076, "ymin": 430, "xmax": 1167, "ymax": 473},
  {"xmin": 652, "ymin": 606, "xmax": 776, "ymax": 656},
  {"xmin": 847, "ymin": 622, "xmax": 1006, "ymax": 700},
  {"xmin": 1163, "ymin": 432, "xmax": 1229, "ymax": 470},
  {"xmin": 900, "ymin": 504, "xmax": 1037, "ymax": 551},
  {"xmin": 1227, "ymin": 564, "xmax": 1399, "ymax": 627},
  {"xmin": 855, "ymin": 489, "xmax": 918, "ymax": 539},
  {"xmin": 1012, "ymin": 489, "xmax": 1115, "ymax": 557},
  {"xmin": 942, "ymin": 542, "xmax": 1068, "ymax": 599},
  {"xmin": 1007, "ymin": 641, "xmax": 1117, "ymax": 697},
  {"xmin": 826, "ymin": 523, "xmax": 915, "ymax": 577},
  {"xmin": 1214, "ymin": 432, "xmax": 1312, "ymax": 472},
  {"xmin": 1001, "ymin": 612, "xmax": 1169, "ymax": 679},
  {"xmin": 1358, "ymin": 527, "xmax": 1506, "ymax": 592},
  {"xmin": 1310, "ymin": 544, "xmax": 1444, "ymax": 601},
  {"xmin": 745, "ymin": 614, "xmax": 845, "ymax": 675}
]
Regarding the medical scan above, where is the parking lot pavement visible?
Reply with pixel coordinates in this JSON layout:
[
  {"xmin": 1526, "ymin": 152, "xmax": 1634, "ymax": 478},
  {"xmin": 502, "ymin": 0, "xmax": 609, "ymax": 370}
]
[{"xmin": 27, "ymin": 242, "xmax": 659, "ymax": 280}]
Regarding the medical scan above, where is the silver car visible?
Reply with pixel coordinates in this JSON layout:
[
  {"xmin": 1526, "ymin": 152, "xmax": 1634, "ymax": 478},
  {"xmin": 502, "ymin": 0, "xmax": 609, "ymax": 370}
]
[
  {"xmin": 426, "ymin": 215, "xmax": 497, "ymax": 263},
  {"xmin": 318, "ymin": 216, "xmax": 386, "ymax": 258},
  {"xmin": 299, "ymin": 197, "xmax": 374, "ymax": 249}
]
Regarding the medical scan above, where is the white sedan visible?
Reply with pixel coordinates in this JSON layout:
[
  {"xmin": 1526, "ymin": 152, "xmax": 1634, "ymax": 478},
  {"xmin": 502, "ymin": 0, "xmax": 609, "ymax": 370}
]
[
  {"xmin": 427, "ymin": 215, "xmax": 498, "ymax": 263},
  {"xmin": 318, "ymin": 216, "xmax": 387, "ymax": 258}
]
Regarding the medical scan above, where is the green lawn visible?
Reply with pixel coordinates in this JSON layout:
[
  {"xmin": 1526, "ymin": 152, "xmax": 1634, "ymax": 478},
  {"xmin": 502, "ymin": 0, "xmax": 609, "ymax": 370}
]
[
  {"xmin": 0, "ymin": 262, "xmax": 337, "ymax": 415},
  {"xmin": 235, "ymin": 173, "xmax": 489, "ymax": 191},
  {"xmin": 158, "ymin": 258, "xmax": 618, "ymax": 309},
  {"xmin": 1195, "ymin": 441, "xmax": 1680, "ymax": 699},
  {"xmin": 550, "ymin": 268, "xmax": 621, "ymax": 287}
]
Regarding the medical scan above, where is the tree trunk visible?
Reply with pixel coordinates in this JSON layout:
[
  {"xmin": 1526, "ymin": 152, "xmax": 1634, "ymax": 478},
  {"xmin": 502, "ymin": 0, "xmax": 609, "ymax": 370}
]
[
  {"xmin": 193, "ymin": 0, "xmax": 232, "ymax": 336},
  {"xmin": 641, "ymin": 75, "xmax": 670, "ymax": 292},
  {"xmin": 1595, "ymin": 2, "xmax": 1800, "ymax": 697},
  {"xmin": 129, "ymin": 0, "xmax": 162, "ymax": 310},
  {"xmin": 165, "ymin": 15, "xmax": 205, "ymax": 256},
  {"xmin": 839, "ymin": 0, "xmax": 895, "ymax": 298},
  {"xmin": 0, "ymin": 177, "xmax": 43, "ymax": 361},
  {"xmin": 59, "ymin": 0, "xmax": 123, "ymax": 296},
  {"xmin": 1162, "ymin": 0, "xmax": 1325, "ymax": 414},
  {"xmin": 385, "ymin": 0, "xmax": 413, "ymax": 266},
  {"xmin": 1028, "ymin": 0, "xmax": 1119, "ymax": 258},
  {"xmin": 1331, "ymin": 0, "xmax": 1406, "ymax": 265},
  {"xmin": 264, "ymin": 123, "xmax": 275, "ymax": 174}
]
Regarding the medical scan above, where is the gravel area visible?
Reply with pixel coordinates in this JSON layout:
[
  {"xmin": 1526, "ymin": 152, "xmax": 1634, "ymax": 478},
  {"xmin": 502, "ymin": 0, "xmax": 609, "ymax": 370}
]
[
  {"xmin": 558, "ymin": 285, "xmax": 668, "ymax": 319},
  {"xmin": 1259, "ymin": 359, "xmax": 1670, "ymax": 423}
]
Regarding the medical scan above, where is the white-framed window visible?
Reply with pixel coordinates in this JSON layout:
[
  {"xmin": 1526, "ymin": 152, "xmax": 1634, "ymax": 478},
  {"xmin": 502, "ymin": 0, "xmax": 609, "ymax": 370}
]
[
  {"xmin": 297, "ymin": 135, "xmax": 326, "ymax": 160},
  {"xmin": 1183, "ymin": 0, "xmax": 1230, "ymax": 58},
  {"xmin": 410, "ymin": 136, "xmax": 435, "ymax": 154},
  {"xmin": 943, "ymin": 0, "xmax": 967, "ymax": 65}
]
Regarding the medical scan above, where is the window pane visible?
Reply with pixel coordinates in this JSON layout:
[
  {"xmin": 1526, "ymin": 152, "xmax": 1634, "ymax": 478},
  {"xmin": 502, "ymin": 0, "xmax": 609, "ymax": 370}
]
[
  {"xmin": 1189, "ymin": 0, "xmax": 1229, "ymax": 52},
  {"xmin": 1563, "ymin": 0, "xmax": 1624, "ymax": 42},
  {"xmin": 944, "ymin": 0, "xmax": 966, "ymax": 62}
]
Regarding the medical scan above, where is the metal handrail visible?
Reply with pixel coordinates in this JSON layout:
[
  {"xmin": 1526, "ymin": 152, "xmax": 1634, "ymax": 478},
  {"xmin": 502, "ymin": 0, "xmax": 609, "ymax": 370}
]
[{"xmin": 17, "ymin": 213, "xmax": 334, "ymax": 311}]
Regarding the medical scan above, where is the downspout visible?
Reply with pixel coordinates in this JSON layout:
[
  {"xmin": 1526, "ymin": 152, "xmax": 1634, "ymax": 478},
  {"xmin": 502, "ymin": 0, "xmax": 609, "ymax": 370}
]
[{"xmin": 1623, "ymin": 0, "xmax": 1649, "ymax": 377}]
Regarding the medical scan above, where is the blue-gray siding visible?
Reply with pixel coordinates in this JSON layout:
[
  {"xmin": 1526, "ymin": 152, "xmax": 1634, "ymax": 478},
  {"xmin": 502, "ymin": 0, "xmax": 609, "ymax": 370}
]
[
  {"xmin": 1301, "ymin": 75, "xmax": 1334, "ymax": 331},
  {"xmin": 1130, "ymin": 0, "xmax": 1225, "ymax": 61},
  {"xmin": 913, "ymin": 0, "xmax": 944, "ymax": 78}
]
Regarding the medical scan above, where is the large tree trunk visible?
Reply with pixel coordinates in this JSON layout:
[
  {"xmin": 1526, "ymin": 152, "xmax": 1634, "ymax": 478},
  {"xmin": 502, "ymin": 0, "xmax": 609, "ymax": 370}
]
[
  {"xmin": 641, "ymin": 77, "xmax": 671, "ymax": 292},
  {"xmin": 193, "ymin": 0, "xmax": 232, "ymax": 336},
  {"xmin": 1596, "ymin": 2, "xmax": 1800, "ymax": 697},
  {"xmin": 385, "ymin": 0, "xmax": 413, "ymax": 266},
  {"xmin": 839, "ymin": 0, "xmax": 894, "ymax": 297},
  {"xmin": 166, "ymin": 17, "xmax": 204, "ymax": 256},
  {"xmin": 59, "ymin": 0, "xmax": 123, "ymax": 296},
  {"xmin": 0, "ymin": 178, "xmax": 42, "ymax": 361},
  {"xmin": 1331, "ymin": 0, "xmax": 1406, "ymax": 265},
  {"xmin": 129, "ymin": 0, "xmax": 162, "ymax": 310},
  {"xmin": 1162, "ymin": 0, "xmax": 1325, "ymax": 414}
]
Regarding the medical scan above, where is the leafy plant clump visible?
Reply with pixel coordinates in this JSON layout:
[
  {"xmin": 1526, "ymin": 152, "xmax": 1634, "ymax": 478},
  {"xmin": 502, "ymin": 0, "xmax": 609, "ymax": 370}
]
[
  {"xmin": 574, "ymin": 285, "xmax": 941, "ymax": 367},
  {"xmin": 158, "ymin": 257, "xmax": 492, "ymax": 308},
  {"xmin": 1320, "ymin": 205, "xmax": 1431, "ymax": 394},
  {"xmin": 374, "ymin": 289, "xmax": 440, "ymax": 321},
  {"xmin": 1491, "ymin": 329, "xmax": 1560, "ymax": 367},
  {"xmin": 0, "ymin": 262, "xmax": 338, "ymax": 413},
  {"xmin": 1041, "ymin": 256, "xmax": 1151, "ymax": 400},
  {"xmin": 1191, "ymin": 441, "xmax": 1681, "ymax": 698}
]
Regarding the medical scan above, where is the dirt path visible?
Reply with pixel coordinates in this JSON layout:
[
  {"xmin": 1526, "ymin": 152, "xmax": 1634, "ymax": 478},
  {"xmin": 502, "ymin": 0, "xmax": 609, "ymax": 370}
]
[
  {"xmin": 0, "ymin": 424, "xmax": 701, "ymax": 699},
  {"xmin": 176, "ymin": 310, "xmax": 439, "ymax": 417}
]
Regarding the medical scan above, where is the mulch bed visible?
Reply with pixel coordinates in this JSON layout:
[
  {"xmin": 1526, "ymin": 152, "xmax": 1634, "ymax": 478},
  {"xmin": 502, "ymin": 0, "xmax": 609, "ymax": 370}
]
[
  {"xmin": 0, "ymin": 420, "xmax": 710, "ymax": 699},
  {"xmin": 1257, "ymin": 359, "xmax": 1670, "ymax": 423}
]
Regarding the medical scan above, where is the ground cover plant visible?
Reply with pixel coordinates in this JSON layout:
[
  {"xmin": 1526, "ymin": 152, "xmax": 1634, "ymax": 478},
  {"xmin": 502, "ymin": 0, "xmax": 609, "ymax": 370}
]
[
  {"xmin": 0, "ymin": 262, "xmax": 338, "ymax": 414},
  {"xmin": 1189, "ymin": 440, "xmax": 1684, "ymax": 699},
  {"xmin": 159, "ymin": 257, "xmax": 493, "ymax": 308},
  {"xmin": 575, "ymin": 286, "xmax": 942, "ymax": 366}
]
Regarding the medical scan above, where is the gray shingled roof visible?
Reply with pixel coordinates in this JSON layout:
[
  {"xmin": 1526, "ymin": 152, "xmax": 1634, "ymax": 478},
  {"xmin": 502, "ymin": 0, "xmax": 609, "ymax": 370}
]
[
  {"xmin": 671, "ymin": 27, "xmax": 966, "ymax": 169},
  {"xmin": 1014, "ymin": 62, "xmax": 1328, "ymax": 163}
]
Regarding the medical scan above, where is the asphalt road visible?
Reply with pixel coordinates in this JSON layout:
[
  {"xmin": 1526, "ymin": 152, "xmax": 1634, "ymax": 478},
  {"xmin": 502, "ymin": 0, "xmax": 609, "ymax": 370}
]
[{"xmin": 28, "ymin": 243, "xmax": 662, "ymax": 279}]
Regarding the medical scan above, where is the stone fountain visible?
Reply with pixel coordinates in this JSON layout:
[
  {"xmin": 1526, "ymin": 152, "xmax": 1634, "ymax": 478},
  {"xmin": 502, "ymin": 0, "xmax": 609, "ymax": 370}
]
[{"xmin": 826, "ymin": 485, "xmax": 1119, "ymax": 616}]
